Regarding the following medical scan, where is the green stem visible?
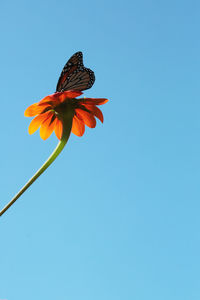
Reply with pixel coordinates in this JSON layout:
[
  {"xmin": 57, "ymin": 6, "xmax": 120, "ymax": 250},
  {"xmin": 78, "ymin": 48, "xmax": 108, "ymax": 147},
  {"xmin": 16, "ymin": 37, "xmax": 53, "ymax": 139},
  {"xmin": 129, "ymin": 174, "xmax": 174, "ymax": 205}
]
[{"xmin": 0, "ymin": 114, "xmax": 73, "ymax": 217}]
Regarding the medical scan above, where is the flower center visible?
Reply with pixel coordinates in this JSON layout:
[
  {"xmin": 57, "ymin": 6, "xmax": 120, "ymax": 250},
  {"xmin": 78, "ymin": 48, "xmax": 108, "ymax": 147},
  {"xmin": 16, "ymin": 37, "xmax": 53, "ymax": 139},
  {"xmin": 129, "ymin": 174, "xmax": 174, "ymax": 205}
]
[{"xmin": 54, "ymin": 100, "xmax": 75, "ymax": 119}]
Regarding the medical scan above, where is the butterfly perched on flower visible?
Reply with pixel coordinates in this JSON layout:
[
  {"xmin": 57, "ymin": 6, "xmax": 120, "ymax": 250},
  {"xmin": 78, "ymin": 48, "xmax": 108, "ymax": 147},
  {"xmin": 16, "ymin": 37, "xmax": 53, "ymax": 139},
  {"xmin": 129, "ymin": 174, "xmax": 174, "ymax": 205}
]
[
  {"xmin": 25, "ymin": 51, "xmax": 108, "ymax": 139},
  {"xmin": 56, "ymin": 51, "xmax": 95, "ymax": 92},
  {"xmin": 0, "ymin": 52, "xmax": 108, "ymax": 217}
]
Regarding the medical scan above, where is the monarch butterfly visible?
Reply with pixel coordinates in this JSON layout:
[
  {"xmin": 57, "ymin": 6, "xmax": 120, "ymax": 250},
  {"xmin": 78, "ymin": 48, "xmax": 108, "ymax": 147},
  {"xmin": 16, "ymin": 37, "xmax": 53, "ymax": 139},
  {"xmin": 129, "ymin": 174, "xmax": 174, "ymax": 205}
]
[{"xmin": 56, "ymin": 51, "xmax": 95, "ymax": 92}]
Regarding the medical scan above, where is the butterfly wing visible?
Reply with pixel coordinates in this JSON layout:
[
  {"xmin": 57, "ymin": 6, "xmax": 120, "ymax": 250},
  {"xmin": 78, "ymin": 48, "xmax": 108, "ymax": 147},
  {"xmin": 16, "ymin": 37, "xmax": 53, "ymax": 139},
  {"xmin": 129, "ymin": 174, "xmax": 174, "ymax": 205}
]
[{"xmin": 56, "ymin": 51, "xmax": 95, "ymax": 92}]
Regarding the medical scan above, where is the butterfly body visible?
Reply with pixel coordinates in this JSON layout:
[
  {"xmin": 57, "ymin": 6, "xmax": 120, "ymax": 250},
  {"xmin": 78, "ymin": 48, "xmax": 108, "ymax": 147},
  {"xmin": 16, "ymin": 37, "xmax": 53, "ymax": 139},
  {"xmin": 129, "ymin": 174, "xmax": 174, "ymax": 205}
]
[{"xmin": 56, "ymin": 51, "xmax": 95, "ymax": 92}]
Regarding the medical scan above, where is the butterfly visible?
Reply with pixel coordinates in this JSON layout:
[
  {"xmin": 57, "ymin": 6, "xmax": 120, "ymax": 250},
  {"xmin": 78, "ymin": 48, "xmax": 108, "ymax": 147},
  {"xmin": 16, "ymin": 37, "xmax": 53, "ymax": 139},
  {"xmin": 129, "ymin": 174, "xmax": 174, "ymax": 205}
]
[{"xmin": 56, "ymin": 51, "xmax": 95, "ymax": 92}]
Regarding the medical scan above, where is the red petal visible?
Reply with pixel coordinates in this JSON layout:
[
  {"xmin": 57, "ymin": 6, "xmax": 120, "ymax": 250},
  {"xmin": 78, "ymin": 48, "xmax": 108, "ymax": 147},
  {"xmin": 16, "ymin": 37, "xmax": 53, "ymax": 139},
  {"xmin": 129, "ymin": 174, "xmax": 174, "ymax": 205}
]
[
  {"xmin": 39, "ymin": 115, "xmax": 56, "ymax": 140},
  {"xmin": 60, "ymin": 90, "xmax": 83, "ymax": 99},
  {"xmin": 38, "ymin": 91, "xmax": 82, "ymax": 106},
  {"xmin": 54, "ymin": 118, "xmax": 63, "ymax": 140},
  {"xmin": 24, "ymin": 103, "xmax": 50, "ymax": 117},
  {"xmin": 28, "ymin": 112, "xmax": 53, "ymax": 134},
  {"xmin": 39, "ymin": 95, "xmax": 52, "ymax": 103},
  {"xmin": 75, "ymin": 108, "xmax": 96, "ymax": 128},
  {"xmin": 38, "ymin": 94, "xmax": 59, "ymax": 106},
  {"xmin": 80, "ymin": 98, "xmax": 108, "ymax": 105},
  {"xmin": 83, "ymin": 105, "xmax": 104, "ymax": 123},
  {"xmin": 72, "ymin": 115, "xmax": 85, "ymax": 136}
]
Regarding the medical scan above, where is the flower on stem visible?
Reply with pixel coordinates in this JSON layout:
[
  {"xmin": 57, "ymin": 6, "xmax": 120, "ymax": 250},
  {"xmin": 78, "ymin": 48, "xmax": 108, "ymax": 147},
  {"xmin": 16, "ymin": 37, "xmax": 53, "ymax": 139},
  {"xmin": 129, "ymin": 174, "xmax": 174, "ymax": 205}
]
[
  {"xmin": 24, "ymin": 90, "xmax": 108, "ymax": 140},
  {"xmin": 0, "ymin": 52, "xmax": 109, "ymax": 217}
]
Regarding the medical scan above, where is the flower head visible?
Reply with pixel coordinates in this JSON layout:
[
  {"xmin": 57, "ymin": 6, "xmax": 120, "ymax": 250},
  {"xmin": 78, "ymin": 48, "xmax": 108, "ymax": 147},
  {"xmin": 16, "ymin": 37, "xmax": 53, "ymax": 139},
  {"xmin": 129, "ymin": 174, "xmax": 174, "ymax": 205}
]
[{"xmin": 24, "ymin": 90, "xmax": 108, "ymax": 140}]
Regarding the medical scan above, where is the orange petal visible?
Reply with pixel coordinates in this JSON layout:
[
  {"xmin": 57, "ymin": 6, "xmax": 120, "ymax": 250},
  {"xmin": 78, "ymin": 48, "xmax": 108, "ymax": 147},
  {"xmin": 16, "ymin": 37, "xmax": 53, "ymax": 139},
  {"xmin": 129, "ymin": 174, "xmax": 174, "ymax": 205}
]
[
  {"xmin": 24, "ymin": 103, "xmax": 50, "ymax": 117},
  {"xmin": 80, "ymin": 98, "xmax": 109, "ymax": 105},
  {"xmin": 54, "ymin": 118, "xmax": 63, "ymax": 140},
  {"xmin": 40, "ymin": 113, "xmax": 55, "ymax": 140},
  {"xmin": 84, "ymin": 105, "xmax": 104, "ymax": 123},
  {"xmin": 28, "ymin": 112, "xmax": 53, "ymax": 134},
  {"xmin": 39, "ymin": 95, "xmax": 52, "ymax": 102},
  {"xmin": 38, "ymin": 95, "xmax": 59, "ymax": 106},
  {"xmin": 75, "ymin": 109, "xmax": 96, "ymax": 128},
  {"xmin": 62, "ymin": 90, "xmax": 83, "ymax": 98},
  {"xmin": 72, "ymin": 115, "xmax": 85, "ymax": 137}
]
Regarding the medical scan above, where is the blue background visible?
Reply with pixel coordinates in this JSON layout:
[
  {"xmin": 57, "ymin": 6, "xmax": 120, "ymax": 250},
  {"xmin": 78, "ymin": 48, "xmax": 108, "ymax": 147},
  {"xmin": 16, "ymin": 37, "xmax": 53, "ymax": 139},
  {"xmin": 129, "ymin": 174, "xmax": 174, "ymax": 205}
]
[{"xmin": 0, "ymin": 0, "xmax": 200, "ymax": 299}]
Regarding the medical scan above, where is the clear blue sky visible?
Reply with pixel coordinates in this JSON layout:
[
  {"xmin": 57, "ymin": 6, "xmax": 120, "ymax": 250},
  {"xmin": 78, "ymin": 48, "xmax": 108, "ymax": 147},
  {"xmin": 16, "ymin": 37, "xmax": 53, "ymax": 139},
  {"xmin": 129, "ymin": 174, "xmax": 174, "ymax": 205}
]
[{"xmin": 0, "ymin": 0, "xmax": 200, "ymax": 299}]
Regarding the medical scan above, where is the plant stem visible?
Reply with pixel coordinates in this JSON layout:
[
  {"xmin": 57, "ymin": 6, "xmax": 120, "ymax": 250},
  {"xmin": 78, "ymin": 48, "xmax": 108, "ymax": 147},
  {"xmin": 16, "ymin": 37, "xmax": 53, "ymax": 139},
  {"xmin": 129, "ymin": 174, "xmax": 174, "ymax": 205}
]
[{"xmin": 0, "ymin": 114, "xmax": 73, "ymax": 217}]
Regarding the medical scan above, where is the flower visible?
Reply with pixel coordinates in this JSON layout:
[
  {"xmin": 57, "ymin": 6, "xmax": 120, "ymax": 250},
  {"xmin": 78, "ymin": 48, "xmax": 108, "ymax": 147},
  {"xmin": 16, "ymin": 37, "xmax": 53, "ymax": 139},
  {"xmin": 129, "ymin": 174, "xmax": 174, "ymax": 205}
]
[{"xmin": 24, "ymin": 90, "xmax": 108, "ymax": 140}]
